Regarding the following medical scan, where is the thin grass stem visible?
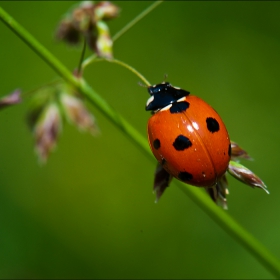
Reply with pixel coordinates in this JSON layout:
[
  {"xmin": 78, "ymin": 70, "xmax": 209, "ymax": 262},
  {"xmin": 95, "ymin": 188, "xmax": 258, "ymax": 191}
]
[
  {"xmin": 85, "ymin": 57, "xmax": 150, "ymax": 86},
  {"xmin": 77, "ymin": 37, "xmax": 87, "ymax": 76},
  {"xmin": 112, "ymin": 1, "xmax": 163, "ymax": 42}
]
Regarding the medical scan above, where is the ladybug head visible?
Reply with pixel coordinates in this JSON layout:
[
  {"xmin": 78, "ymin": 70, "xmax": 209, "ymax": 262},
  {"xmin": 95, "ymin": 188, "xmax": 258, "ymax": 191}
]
[{"xmin": 146, "ymin": 82, "xmax": 190, "ymax": 111}]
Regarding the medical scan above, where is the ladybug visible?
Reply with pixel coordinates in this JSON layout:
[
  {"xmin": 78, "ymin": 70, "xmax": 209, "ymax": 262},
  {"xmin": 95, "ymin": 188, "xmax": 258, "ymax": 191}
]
[{"xmin": 146, "ymin": 82, "xmax": 231, "ymax": 192}]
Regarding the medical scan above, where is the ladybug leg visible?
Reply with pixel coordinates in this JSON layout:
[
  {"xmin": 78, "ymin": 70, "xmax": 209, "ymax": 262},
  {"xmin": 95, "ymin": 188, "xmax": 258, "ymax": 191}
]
[
  {"xmin": 216, "ymin": 174, "xmax": 229, "ymax": 209},
  {"xmin": 153, "ymin": 162, "xmax": 173, "ymax": 202},
  {"xmin": 206, "ymin": 174, "xmax": 229, "ymax": 209}
]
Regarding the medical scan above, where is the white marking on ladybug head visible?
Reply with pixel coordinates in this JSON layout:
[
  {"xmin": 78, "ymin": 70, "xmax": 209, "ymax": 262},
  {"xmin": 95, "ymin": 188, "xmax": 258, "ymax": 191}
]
[
  {"xmin": 146, "ymin": 95, "xmax": 154, "ymax": 107},
  {"xmin": 177, "ymin": 97, "xmax": 186, "ymax": 102},
  {"xmin": 161, "ymin": 104, "xmax": 172, "ymax": 111}
]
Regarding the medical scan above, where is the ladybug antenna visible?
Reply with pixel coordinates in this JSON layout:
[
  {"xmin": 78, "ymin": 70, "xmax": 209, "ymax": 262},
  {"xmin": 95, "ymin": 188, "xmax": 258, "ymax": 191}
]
[{"xmin": 163, "ymin": 73, "xmax": 168, "ymax": 83}]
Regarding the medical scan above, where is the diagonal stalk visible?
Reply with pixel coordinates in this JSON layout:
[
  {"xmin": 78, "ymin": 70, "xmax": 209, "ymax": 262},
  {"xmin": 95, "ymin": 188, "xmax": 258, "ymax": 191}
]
[{"xmin": 0, "ymin": 6, "xmax": 280, "ymax": 278}]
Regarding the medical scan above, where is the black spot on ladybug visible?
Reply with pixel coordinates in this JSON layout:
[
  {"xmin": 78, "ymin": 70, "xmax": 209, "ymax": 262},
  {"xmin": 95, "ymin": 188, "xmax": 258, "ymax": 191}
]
[
  {"xmin": 178, "ymin": 171, "xmax": 193, "ymax": 181},
  {"xmin": 153, "ymin": 139, "xmax": 160, "ymax": 150},
  {"xmin": 161, "ymin": 158, "xmax": 166, "ymax": 165},
  {"xmin": 206, "ymin": 117, "xmax": 220, "ymax": 133},
  {"xmin": 170, "ymin": 101, "xmax": 190, "ymax": 114},
  {"xmin": 228, "ymin": 143, "xmax": 231, "ymax": 157},
  {"xmin": 173, "ymin": 135, "xmax": 192, "ymax": 151}
]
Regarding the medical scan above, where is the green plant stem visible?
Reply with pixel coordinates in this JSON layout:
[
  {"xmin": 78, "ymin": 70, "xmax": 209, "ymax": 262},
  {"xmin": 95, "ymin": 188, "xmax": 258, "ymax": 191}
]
[
  {"xmin": 176, "ymin": 182, "xmax": 280, "ymax": 278},
  {"xmin": 82, "ymin": 1, "xmax": 163, "ymax": 69},
  {"xmin": 83, "ymin": 57, "xmax": 150, "ymax": 86},
  {"xmin": 108, "ymin": 58, "xmax": 150, "ymax": 86},
  {"xmin": 77, "ymin": 37, "xmax": 87, "ymax": 76},
  {"xmin": 1, "ymin": 6, "xmax": 280, "ymax": 278},
  {"xmin": 112, "ymin": 1, "xmax": 163, "ymax": 42}
]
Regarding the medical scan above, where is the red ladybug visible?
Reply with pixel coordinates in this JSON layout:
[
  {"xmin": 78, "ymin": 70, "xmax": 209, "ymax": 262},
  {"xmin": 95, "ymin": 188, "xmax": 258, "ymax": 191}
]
[{"xmin": 146, "ymin": 82, "xmax": 231, "ymax": 189}]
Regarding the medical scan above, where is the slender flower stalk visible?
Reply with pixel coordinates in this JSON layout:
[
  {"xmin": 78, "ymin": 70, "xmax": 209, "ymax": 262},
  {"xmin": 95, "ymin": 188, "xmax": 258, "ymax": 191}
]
[
  {"xmin": 112, "ymin": 1, "xmax": 163, "ymax": 42},
  {"xmin": 76, "ymin": 38, "xmax": 87, "ymax": 77},
  {"xmin": 82, "ymin": 57, "xmax": 150, "ymax": 86}
]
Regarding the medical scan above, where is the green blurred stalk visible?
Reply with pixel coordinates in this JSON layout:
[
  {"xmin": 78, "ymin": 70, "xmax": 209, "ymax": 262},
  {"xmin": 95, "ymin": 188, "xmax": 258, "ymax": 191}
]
[{"xmin": 0, "ymin": 5, "xmax": 280, "ymax": 279}]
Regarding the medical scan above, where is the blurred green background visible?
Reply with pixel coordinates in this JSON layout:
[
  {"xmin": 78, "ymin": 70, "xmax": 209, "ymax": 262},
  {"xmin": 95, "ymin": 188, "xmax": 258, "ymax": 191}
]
[{"xmin": 0, "ymin": 1, "xmax": 280, "ymax": 279}]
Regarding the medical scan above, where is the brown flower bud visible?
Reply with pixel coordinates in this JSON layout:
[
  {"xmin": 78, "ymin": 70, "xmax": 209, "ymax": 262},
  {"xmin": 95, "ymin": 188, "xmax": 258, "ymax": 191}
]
[
  {"xmin": 60, "ymin": 93, "xmax": 99, "ymax": 135},
  {"xmin": 26, "ymin": 87, "xmax": 55, "ymax": 130},
  {"xmin": 56, "ymin": 18, "xmax": 81, "ymax": 45},
  {"xmin": 206, "ymin": 175, "xmax": 229, "ymax": 209},
  {"xmin": 0, "ymin": 89, "xmax": 21, "ymax": 109},
  {"xmin": 94, "ymin": 1, "xmax": 120, "ymax": 21},
  {"xmin": 153, "ymin": 163, "xmax": 173, "ymax": 202},
  {"xmin": 228, "ymin": 161, "xmax": 269, "ymax": 194},
  {"xmin": 230, "ymin": 141, "xmax": 252, "ymax": 161},
  {"xmin": 34, "ymin": 103, "xmax": 62, "ymax": 163},
  {"xmin": 56, "ymin": 1, "xmax": 94, "ymax": 45},
  {"xmin": 72, "ymin": 5, "xmax": 92, "ymax": 32}
]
